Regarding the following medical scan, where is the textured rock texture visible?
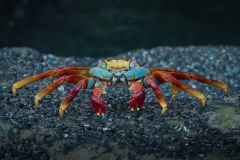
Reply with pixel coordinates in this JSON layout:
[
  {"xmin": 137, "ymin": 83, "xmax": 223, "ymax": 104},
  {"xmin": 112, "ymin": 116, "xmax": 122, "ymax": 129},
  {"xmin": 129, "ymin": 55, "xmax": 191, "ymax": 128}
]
[{"xmin": 0, "ymin": 46, "xmax": 239, "ymax": 159}]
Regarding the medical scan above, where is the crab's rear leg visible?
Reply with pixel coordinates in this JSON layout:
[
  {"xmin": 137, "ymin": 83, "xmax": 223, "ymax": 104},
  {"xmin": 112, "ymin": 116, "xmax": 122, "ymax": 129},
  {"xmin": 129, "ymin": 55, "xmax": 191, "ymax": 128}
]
[
  {"xmin": 153, "ymin": 71, "xmax": 228, "ymax": 101},
  {"xmin": 59, "ymin": 78, "xmax": 94, "ymax": 118},
  {"xmin": 168, "ymin": 72, "xmax": 228, "ymax": 96},
  {"xmin": 12, "ymin": 66, "xmax": 91, "ymax": 97},
  {"xmin": 34, "ymin": 75, "xmax": 87, "ymax": 107},
  {"xmin": 152, "ymin": 72, "xmax": 208, "ymax": 107}
]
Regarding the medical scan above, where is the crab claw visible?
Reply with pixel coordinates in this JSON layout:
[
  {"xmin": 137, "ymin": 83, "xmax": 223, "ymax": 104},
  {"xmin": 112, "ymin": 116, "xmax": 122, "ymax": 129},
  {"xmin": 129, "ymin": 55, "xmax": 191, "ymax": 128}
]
[
  {"xmin": 129, "ymin": 82, "xmax": 145, "ymax": 111},
  {"xmin": 90, "ymin": 87, "xmax": 106, "ymax": 116}
]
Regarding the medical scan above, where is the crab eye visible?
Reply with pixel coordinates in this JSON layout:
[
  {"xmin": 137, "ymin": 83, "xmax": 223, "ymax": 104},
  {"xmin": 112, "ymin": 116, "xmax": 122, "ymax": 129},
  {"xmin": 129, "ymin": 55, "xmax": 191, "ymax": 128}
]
[
  {"xmin": 99, "ymin": 60, "xmax": 104, "ymax": 66},
  {"xmin": 99, "ymin": 60, "xmax": 106, "ymax": 67},
  {"xmin": 130, "ymin": 60, "xmax": 137, "ymax": 67}
]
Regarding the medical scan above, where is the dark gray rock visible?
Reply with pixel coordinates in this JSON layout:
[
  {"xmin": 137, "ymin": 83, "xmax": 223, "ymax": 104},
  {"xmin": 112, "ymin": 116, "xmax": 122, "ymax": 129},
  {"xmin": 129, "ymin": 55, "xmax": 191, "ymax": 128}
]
[{"xmin": 0, "ymin": 46, "xmax": 239, "ymax": 159}]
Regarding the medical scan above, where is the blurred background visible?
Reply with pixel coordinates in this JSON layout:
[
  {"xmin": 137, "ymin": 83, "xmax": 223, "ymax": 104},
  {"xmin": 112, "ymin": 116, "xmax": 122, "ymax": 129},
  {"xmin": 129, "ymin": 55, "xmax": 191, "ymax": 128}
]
[{"xmin": 0, "ymin": 0, "xmax": 240, "ymax": 58}]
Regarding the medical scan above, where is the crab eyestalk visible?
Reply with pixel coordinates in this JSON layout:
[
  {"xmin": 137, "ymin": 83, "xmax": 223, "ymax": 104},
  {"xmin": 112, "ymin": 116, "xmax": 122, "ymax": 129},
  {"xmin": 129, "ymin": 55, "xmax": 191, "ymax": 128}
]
[
  {"xmin": 130, "ymin": 60, "xmax": 137, "ymax": 67},
  {"xmin": 98, "ymin": 60, "xmax": 103, "ymax": 66}
]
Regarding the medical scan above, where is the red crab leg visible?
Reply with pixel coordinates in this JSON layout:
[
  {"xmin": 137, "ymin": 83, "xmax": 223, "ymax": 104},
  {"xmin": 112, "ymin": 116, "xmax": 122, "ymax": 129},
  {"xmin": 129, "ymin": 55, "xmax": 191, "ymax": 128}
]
[
  {"xmin": 59, "ymin": 78, "xmax": 90, "ymax": 118},
  {"xmin": 91, "ymin": 86, "xmax": 106, "ymax": 116},
  {"xmin": 148, "ymin": 69, "xmax": 180, "ymax": 101},
  {"xmin": 146, "ymin": 76, "xmax": 168, "ymax": 115},
  {"xmin": 34, "ymin": 75, "xmax": 87, "ymax": 107},
  {"xmin": 12, "ymin": 66, "xmax": 91, "ymax": 97},
  {"xmin": 168, "ymin": 72, "xmax": 228, "ymax": 95},
  {"xmin": 152, "ymin": 71, "xmax": 228, "ymax": 100},
  {"xmin": 148, "ymin": 68, "xmax": 178, "ymax": 73},
  {"xmin": 152, "ymin": 72, "xmax": 207, "ymax": 107},
  {"xmin": 129, "ymin": 81, "xmax": 145, "ymax": 111}
]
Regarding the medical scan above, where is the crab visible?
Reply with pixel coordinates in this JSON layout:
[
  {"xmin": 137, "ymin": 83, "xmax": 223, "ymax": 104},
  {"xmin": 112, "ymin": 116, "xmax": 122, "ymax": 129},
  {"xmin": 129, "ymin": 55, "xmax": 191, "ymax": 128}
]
[{"xmin": 12, "ymin": 58, "xmax": 228, "ymax": 118}]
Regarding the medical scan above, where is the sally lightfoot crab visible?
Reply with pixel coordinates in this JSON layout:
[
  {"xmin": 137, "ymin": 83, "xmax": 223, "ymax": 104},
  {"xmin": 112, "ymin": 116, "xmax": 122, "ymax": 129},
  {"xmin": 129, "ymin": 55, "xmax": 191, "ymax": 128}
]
[{"xmin": 12, "ymin": 58, "xmax": 228, "ymax": 118}]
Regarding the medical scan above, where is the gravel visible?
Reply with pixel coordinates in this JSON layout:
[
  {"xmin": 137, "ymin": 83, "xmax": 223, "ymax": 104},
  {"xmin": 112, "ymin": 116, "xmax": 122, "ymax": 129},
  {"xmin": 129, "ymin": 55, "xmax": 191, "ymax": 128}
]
[{"xmin": 0, "ymin": 46, "xmax": 240, "ymax": 160}]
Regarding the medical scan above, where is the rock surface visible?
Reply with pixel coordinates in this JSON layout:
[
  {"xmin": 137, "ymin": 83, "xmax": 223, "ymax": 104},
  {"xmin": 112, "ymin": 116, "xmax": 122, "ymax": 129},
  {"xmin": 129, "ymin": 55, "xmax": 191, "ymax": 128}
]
[{"xmin": 0, "ymin": 46, "xmax": 239, "ymax": 159}]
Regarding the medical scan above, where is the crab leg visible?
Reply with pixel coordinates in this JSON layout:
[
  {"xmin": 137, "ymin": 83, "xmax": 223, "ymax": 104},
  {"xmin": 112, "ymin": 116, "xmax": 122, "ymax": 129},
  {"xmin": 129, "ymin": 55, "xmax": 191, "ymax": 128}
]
[
  {"xmin": 168, "ymin": 72, "xmax": 228, "ymax": 95},
  {"xmin": 148, "ymin": 68, "xmax": 178, "ymax": 73},
  {"xmin": 34, "ymin": 75, "xmax": 87, "ymax": 107},
  {"xmin": 152, "ymin": 71, "xmax": 228, "ymax": 100},
  {"xmin": 12, "ymin": 66, "xmax": 91, "ymax": 97},
  {"xmin": 129, "ymin": 81, "xmax": 145, "ymax": 111},
  {"xmin": 153, "ymin": 72, "xmax": 207, "ymax": 107},
  {"xmin": 59, "ymin": 78, "xmax": 91, "ymax": 118},
  {"xmin": 171, "ymin": 83, "xmax": 179, "ymax": 101},
  {"xmin": 146, "ymin": 76, "xmax": 168, "ymax": 115}
]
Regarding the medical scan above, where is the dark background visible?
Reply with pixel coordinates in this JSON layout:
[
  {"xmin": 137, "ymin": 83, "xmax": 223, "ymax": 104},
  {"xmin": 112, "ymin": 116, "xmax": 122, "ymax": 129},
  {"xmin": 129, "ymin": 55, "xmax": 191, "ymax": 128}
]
[{"xmin": 0, "ymin": 0, "xmax": 239, "ymax": 58}]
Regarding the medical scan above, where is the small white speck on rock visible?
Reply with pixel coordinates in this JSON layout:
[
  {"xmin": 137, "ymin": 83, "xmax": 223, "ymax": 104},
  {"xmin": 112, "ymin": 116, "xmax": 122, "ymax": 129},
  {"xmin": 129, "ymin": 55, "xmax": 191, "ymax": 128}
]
[
  {"xmin": 191, "ymin": 84, "xmax": 197, "ymax": 88},
  {"xmin": 58, "ymin": 86, "xmax": 64, "ymax": 92}
]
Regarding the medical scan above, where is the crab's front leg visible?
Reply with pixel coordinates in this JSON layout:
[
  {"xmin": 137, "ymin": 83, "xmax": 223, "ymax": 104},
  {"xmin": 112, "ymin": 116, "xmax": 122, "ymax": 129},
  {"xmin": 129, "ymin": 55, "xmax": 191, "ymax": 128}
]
[
  {"xmin": 90, "ymin": 82, "xmax": 107, "ymax": 116},
  {"xmin": 144, "ymin": 75, "xmax": 168, "ymax": 115}
]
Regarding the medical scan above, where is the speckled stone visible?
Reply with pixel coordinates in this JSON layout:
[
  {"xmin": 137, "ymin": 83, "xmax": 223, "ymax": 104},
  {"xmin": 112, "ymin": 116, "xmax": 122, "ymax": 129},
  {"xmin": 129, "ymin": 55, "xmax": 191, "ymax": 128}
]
[{"xmin": 0, "ymin": 46, "xmax": 239, "ymax": 159}]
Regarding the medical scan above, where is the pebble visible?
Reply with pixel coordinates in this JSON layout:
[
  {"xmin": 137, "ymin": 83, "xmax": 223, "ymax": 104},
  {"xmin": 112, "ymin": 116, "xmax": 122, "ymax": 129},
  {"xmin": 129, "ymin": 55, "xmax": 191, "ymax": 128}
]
[
  {"xmin": 198, "ymin": 153, "xmax": 204, "ymax": 158},
  {"xmin": 58, "ymin": 86, "xmax": 64, "ymax": 91}
]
